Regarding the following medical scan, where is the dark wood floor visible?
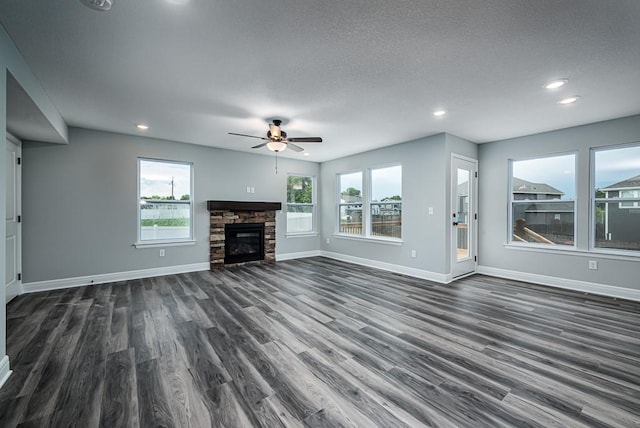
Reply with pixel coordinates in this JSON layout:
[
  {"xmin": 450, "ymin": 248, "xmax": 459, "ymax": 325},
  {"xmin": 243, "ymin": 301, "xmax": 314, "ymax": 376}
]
[{"xmin": 1, "ymin": 257, "xmax": 639, "ymax": 427}]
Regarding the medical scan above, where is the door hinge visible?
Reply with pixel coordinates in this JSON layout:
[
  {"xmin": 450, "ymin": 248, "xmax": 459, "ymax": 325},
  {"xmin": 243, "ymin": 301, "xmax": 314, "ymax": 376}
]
[
  {"xmin": 474, "ymin": 213, "xmax": 478, "ymax": 220},
  {"xmin": 17, "ymin": 215, "xmax": 21, "ymax": 223},
  {"xmin": 474, "ymin": 256, "xmax": 477, "ymax": 262},
  {"xmin": 17, "ymin": 273, "xmax": 21, "ymax": 281},
  {"xmin": 474, "ymin": 171, "xmax": 477, "ymax": 178},
  {"xmin": 17, "ymin": 157, "xmax": 21, "ymax": 165}
]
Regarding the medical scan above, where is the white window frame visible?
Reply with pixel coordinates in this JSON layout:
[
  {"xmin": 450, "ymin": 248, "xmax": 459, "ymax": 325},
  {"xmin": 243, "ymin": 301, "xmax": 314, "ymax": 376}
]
[
  {"xmin": 369, "ymin": 164, "xmax": 403, "ymax": 240},
  {"xmin": 508, "ymin": 152, "xmax": 577, "ymax": 249},
  {"xmin": 286, "ymin": 174, "xmax": 317, "ymax": 237},
  {"xmin": 590, "ymin": 143, "xmax": 640, "ymax": 255},
  {"xmin": 337, "ymin": 170, "xmax": 365, "ymax": 237},
  {"xmin": 135, "ymin": 157, "xmax": 195, "ymax": 248},
  {"xmin": 336, "ymin": 163, "xmax": 402, "ymax": 243}
]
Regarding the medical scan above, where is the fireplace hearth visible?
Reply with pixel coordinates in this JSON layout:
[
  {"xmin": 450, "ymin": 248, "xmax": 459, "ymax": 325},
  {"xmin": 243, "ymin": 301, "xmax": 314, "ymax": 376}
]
[{"xmin": 225, "ymin": 223, "xmax": 265, "ymax": 264}]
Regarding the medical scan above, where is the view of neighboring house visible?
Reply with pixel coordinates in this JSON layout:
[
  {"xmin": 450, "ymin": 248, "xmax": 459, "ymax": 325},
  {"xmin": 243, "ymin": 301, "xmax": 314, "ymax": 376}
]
[
  {"xmin": 600, "ymin": 174, "xmax": 640, "ymax": 248},
  {"xmin": 512, "ymin": 177, "xmax": 574, "ymax": 244}
]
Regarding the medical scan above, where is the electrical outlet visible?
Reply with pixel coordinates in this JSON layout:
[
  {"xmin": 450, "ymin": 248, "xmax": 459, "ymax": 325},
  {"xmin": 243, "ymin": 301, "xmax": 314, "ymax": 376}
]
[
  {"xmin": 251, "ymin": 187, "xmax": 255, "ymax": 193},
  {"xmin": 411, "ymin": 250, "xmax": 417, "ymax": 258},
  {"xmin": 588, "ymin": 260, "xmax": 597, "ymax": 270},
  {"xmin": 326, "ymin": 237, "xmax": 330, "ymax": 244},
  {"xmin": 159, "ymin": 249, "xmax": 165, "ymax": 257},
  {"xmin": 246, "ymin": 186, "xmax": 251, "ymax": 193},
  {"xmin": 428, "ymin": 207, "xmax": 434, "ymax": 215}
]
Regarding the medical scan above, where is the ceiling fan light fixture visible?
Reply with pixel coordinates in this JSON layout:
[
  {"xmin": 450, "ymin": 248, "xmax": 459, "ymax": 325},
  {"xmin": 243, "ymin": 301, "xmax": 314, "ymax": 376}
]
[
  {"xmin": 80, "ymin": 0, "xmax": 113, "ymax": 11},
  {"xmin": 269, "ymin": 124, "xmax": 281, "ymax": 140},
  {"xmin": 266, "ymin": 141, "xmax": 287, "ymax": 152}
]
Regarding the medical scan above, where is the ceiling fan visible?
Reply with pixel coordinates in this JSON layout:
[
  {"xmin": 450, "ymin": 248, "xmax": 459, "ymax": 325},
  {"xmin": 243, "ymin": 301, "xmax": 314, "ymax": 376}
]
[{"xmin": 228, "ymin": 119, "xmax": 323, "ymax": 153}]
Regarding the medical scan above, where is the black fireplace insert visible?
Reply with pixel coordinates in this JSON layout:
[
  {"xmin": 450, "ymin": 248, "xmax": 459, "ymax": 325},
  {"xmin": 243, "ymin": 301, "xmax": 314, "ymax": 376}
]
[{"xmin": 224, "ymin": 223, "xmax": 265, "ymax": 264}]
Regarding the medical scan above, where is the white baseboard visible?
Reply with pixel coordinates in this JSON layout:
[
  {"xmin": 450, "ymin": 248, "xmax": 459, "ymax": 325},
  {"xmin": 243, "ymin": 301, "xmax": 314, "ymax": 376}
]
[
  {"xmin": 477, "ymin": 265, "xmax": 640, "ymax": 302},
  {"xmin": 276, "ymin": 250, "xmax": 323, "ymax": 261},
  {"xmin": 22, "ymin": 262, "xmax": 210, "ymax": 294},
  {"xmin": 0, "ymin": 355, "xmax": 12, "ymax": 390},
  {"xmin": 321, "ymin": 251, "xmax": 450, "ymax": 283}
]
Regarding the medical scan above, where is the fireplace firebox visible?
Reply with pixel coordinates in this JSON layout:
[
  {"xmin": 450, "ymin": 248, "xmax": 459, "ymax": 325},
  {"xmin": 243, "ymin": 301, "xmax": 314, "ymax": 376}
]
[{"xmin": 224, "ymin": 223, "xmax": 265, "ymax": 264}]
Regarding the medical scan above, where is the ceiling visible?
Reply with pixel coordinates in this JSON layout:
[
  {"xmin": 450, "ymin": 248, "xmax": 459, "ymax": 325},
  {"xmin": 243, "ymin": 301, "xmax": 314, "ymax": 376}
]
[{"xmin": 1, "ymin": 0, "xmax": 639, "ymax": 162}]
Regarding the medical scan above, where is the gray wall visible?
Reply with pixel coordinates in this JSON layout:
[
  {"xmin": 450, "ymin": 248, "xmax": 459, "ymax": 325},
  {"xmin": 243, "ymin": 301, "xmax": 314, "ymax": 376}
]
[
  {"xmin": 22, "ymin": 127, "xmax": 320, "ymax": 282},
  {"xmin": 320, "ymin": 133, "xmax": 476, "ymax": 277},
  {"xmin": 1, "ymin": 24, "xmax": 68, "ymax": 370},
  {"xmin": 478, "ymin": 114, "xmax": 640, "ymax": 290}
]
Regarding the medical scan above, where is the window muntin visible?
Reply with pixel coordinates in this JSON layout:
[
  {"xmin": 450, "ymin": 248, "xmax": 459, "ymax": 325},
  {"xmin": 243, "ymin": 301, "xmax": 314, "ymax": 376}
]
[
  {"xmin": 510, "ymin": 154, "xmax": 576, "ymax": 247},
  {"xmin": 338, "ymin": 171, "xmax": 363, "ymax": 235},
  {"xmin": 287, "ymin": 175, "xmax": 315, "ymax": 234},
  {"xmin": 370, "ymin": 165, "xmax": 402, "ymax": 239},
  {"xmin": 138, "ymin": 158, "xmax": 193, "ymax": 243},
  {"xmin": 593, "ymin": 144, "xmax": 640, "ymax": 251}
]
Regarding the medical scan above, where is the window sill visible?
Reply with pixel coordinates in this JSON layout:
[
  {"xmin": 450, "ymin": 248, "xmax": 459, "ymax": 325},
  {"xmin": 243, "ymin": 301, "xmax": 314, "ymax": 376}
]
[
  {"xmin": 504, "ymin": 243, "xmax": 640, "ymax": 262},
  {"xmin": 333, "ymin": 234, "xmax": 403, "ymax": 246},
  {"xmin": 134, "ymin": 240, "xmax": 196, "ymax": 249},
  {"xmin": 286, "ymin": 232, "xmax": 319, "ymax": 238}
]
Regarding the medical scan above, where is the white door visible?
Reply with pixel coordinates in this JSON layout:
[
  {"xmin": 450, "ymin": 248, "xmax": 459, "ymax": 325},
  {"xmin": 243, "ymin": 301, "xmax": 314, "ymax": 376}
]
[
  {"xmin": 451, "ymin": 155, "xmax": 477, "ymax": 278},
  {"xmin": 6, "ymin": 135, "xmax": 21, "ymax": 302}
]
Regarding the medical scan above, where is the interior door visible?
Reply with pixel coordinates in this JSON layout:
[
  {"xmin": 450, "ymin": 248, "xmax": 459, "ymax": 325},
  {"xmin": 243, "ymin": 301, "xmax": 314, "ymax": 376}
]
[
  {"xmin": 451, "ymin": 155, "xmax": 477, "ymax": 278},
  {"xmin": 6, "ymin": 136, "xmax": 21, "ymax": 302}
]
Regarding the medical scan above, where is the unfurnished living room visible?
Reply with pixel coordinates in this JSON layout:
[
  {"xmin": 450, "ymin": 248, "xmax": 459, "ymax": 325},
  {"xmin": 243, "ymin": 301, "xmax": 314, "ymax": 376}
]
[{"xmin": 0, "ymin": 1, "xmax": 639, "ymax": 427}]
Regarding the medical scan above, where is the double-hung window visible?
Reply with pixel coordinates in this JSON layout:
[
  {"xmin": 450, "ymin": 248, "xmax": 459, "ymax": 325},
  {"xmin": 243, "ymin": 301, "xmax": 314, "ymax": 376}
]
[
  {"xmin": 337, "ymin": 165, "xmax": 402, "ymax": 240},
  {"xmin": 592, "ymin": 144, "xmax": 640, "ymax": 252},
  {"xmin": 509, "ymin": 153, "xmax": 576, "ymax": 247},
  {"xmin": 286, "ymin": 175, "xmax": 315, "ymax": 234},
  {"xmin": 137, "ymin": 158, "xmax": 194, "ymax": 245}
]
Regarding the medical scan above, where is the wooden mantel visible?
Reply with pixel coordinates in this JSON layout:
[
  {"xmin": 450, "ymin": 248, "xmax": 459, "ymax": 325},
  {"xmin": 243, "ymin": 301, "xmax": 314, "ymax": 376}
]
[{"xmin": 207, "ymin": 201, "xmax": 282, "ymax": 212}]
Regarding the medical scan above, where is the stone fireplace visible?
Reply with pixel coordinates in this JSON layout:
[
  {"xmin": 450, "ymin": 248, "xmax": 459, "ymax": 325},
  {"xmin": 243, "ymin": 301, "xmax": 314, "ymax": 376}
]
[{"xmin": 207, "ymin": 201, "xmax": 281, "ymax": 269}]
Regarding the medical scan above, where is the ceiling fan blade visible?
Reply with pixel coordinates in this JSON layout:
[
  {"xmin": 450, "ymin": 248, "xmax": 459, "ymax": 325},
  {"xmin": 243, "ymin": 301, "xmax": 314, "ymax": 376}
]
[
  {"xmin": 287, "ymin": 142, "xmax": 304, "ymax": 152},
  {"xmin": 228, "ymin": 132, "xmax": 268, "ymax": 140},
  {"xmin": 251, "ymin": 142, "xmax": 268, "ymax": 149},
  {"xmin": 286, "ymin": 137, "xmax": 323, "ymax": 143}
]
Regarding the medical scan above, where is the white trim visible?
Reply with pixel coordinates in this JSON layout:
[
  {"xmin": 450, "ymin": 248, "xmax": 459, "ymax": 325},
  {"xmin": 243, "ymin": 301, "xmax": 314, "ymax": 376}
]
[
  {"xmin": 277, "ymin": 250, "xmax": 323, "ymax": 261},
  {"xmin": 0, "ymin": 355, "xmax": 12, "ymax": 390},
  {"xmin": 322, "ymin": 251, "xmax": 450, "ymax": 283},
  {"xmin": 133, "ymin": 239, "xmax": 196, "ymax": 249},
  {"xmin": 504, "ymin": 243, "xmax": 640, "ymax": 261},
  {"xmin": 285, "ymin": 232, "xmax": 319, "ymax": 238},
  {"xmin": 477, "ymin": 265, "xmax": 640, "ymax": 302},
  {"xmin": 333, "ymin": 234, "xmax": 403, "ymax": 246},
  {"xmin": 22, "ymin": 262, "xmax": 209, "ymax": 294}
]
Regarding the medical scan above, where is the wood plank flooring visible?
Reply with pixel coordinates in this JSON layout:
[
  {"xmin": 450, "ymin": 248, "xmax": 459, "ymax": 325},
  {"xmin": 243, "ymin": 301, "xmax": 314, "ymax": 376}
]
[{"xmin": 1, "ymin": 257, "xmax": 639, "ymax": 427}]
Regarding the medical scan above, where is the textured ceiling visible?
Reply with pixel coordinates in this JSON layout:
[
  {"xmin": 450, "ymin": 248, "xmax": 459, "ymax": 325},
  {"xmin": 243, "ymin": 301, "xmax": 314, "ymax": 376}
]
[{"xmin": 1, "ymin": 0, "xmax": 639, "ymax": 161}]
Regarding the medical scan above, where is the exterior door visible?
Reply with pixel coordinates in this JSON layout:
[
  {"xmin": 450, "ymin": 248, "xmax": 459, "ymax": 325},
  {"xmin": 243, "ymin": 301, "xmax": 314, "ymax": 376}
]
[
  {"xmin": 6, "ymin": 136, "xmax": 21, "ymax": 302},
  {"xmin": 451, "ymin": 155, "xmax": 477, "ymax": 278}
]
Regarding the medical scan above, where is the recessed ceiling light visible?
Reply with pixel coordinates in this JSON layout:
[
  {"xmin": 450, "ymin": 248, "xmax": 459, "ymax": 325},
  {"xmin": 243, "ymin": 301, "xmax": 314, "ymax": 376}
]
[
  {"xmin": 544, "ymin": 79, "xmax": 568, "ymax": 89},
  {"xmin": 558, "ymin": 96, "xmax": 580, "ymax": 105},
  {"xmin": 136, "ymin": 124, "xmax": 149, "ymax": 130},
  {"xmin": 303, "ymin": 152, "xmax": 311, "ymax": 157},
  {"xmin": 433, "ymin": 110, "xmax": 447, "ymax": 117}
]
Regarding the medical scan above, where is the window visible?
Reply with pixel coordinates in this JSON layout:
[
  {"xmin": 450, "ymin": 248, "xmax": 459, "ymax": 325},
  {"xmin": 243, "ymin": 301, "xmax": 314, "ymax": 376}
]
[
  {"xmin": 337, "ymin": 165, "xmax": 402, "ymax": 240},
  {"xmin": 510, "ymin": 154, "xmax": 576, "ymax": 247},
  {"xmin": 338, "ymin": 171, "xmax": 363, "ymax": 235},
  {"xmin": 137, "ymin": 158, "xmax": 193, "ymax": 244},
  {"xmin": 593, "ymin": 144, "xmax": 640, "ymax": 252},
  {"xmin": 370, "ymin": 165, "xmax": 402, "ymax": 239},
  {"xmin": 286, "ymin": 175, "xmax": 315, "ymax": 234}
]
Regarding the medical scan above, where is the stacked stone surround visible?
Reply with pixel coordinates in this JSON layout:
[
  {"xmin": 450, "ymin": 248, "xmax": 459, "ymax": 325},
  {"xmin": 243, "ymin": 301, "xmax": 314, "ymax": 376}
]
[{"xmin": 209, "ymin": 209, "xmax": 276, "ymax": 269}]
